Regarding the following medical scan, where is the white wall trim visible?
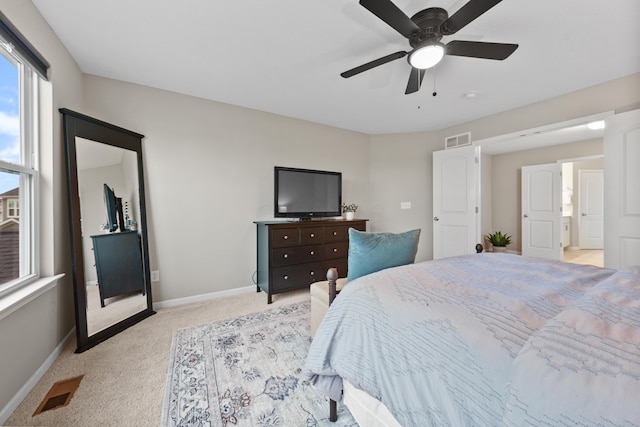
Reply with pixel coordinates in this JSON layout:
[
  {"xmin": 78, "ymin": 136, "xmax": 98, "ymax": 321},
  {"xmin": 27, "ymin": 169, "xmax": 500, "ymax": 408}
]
[
  {"xmin": 0, "ymin": 274, "xmax": 65, "ymax": 321},
  {"xmin": 0, "ymin": 328, "xmax": 75, "ymax": 425},
  {"xmin": 154, "ymin": 285, "xmax": 255, "ymax": 309}
]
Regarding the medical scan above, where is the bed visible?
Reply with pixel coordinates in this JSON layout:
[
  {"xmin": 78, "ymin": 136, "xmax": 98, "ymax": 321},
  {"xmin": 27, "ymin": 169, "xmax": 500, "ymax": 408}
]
[{"xmin": 304, "ymin": 253, "xmax": 640, "ymax": 426}]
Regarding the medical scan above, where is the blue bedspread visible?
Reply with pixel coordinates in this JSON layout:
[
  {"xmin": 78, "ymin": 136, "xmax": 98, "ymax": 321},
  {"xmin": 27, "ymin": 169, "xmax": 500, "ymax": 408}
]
[{"xmin": 305, "ymin": 254, "xmax": 623, "ymax": 426}]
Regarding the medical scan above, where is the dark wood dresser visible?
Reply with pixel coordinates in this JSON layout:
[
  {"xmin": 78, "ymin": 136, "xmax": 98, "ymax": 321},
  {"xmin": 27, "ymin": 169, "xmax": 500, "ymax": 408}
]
[
  {"xmin": 91, "ymin": 231, "xmax": 145, "ymax": 307},
  {"xmin": 255, "ymin": 219, "xmax": 367, "ymax": 303}
]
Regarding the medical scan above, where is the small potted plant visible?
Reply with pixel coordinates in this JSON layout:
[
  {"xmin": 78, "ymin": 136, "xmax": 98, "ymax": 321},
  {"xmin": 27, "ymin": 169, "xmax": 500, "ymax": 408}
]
[
  {"xmin": 486, "ymin": 231, "xmax": 512, "ymax": 252},
  {"xmin": 342, "ymin": 203, "xmax": 358, "ymax": 220}
]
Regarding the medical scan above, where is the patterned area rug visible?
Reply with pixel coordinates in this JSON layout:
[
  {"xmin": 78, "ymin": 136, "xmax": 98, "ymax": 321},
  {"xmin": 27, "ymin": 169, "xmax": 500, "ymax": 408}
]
[{"xmin": 161, "ymin": 302, "xmax": 357, "ymax": 426}]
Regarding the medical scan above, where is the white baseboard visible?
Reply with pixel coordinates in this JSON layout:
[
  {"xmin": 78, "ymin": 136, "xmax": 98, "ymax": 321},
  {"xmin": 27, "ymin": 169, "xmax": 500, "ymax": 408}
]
[
  {"xmin": 0, "ymin": 328, "xmax": 75, "ymax": 425},
  {"xmin": 154, "ymin": 285, "xmax": 255, "ymax": 309}
]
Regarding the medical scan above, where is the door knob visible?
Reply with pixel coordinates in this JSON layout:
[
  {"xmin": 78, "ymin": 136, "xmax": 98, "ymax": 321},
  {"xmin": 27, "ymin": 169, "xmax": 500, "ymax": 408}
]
[
  {"xmin": 434, "ymin": 217, "xmax": 439, "ymax": 221},
  {"xmin": 581, "ymin": 213, "xmax": 587, "ymax": 216},
  {"xmin": 523, "ymin": 214, "xmax": 528, "ymax": 218}
]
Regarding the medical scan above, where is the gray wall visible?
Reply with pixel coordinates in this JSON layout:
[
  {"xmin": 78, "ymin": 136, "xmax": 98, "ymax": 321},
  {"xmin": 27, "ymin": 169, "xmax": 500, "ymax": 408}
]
[
  {"xmin": 82, "ymin": 75, "xmax": 370, "ymax": 302},
  {"xmin": 368, "ymin": 74, "xmax": 639, "ymax": 260},
  {"xmin": 368, "ymin": 131, "xmax": 441, "ymax": 262}
]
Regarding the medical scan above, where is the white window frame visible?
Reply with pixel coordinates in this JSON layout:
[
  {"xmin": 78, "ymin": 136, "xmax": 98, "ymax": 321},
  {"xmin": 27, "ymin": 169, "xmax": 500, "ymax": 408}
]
[
  {"xmin": 7, "ymin": 198, "xmax": 19, "ymax": 218},
  {"xmin": 0, "ymin": 44, "xmax": 39, "ymax": 295}
]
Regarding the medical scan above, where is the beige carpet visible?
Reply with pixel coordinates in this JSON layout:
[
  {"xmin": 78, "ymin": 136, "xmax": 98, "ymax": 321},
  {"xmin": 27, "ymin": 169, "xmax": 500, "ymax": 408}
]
[{"xmin": 6, "ymin": 288, "xmax": 310, "ymax": 426}]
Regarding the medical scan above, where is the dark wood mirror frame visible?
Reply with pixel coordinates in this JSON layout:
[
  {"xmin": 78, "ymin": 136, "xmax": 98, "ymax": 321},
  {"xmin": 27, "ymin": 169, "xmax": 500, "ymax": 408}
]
[{"xmin": 61, "ymin": 108, "xmax": 155, "ymax": 353}]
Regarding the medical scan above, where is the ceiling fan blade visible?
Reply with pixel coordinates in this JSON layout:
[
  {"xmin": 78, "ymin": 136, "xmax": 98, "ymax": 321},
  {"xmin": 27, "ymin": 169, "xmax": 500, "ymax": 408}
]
[
  {"xmin": 359, "ymin": 0, "xmax": 420, "ymax": 38},
  {"xmin": 441, "ymin": 0, "xmax": 502, "ymax": 35},
  {"xmin": 341, "ymin": 51, "xmax": 407, "ymax": 78},
  {"xmin": 405, "ymin": 67, "xmax": 426, "ymax": 94},
  {"xmin": 446, "ymin": 40, "xmax": 518, "ymax": 60}
]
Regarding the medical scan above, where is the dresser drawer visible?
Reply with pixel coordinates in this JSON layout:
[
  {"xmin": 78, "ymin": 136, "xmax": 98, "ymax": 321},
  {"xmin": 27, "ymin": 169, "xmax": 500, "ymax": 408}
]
[
  {"xmin": 271, "ymin": 228, "xmax": 300, "ymax": 248},
  {"xmin": 271, "ymin": 262, "xmax": 325, "ymax": 292},
  {"xmin": 324, "ymin": 225, "xmax": 349, "ymax": 242},
  {"xmin": 324, "ymin": 241, "xmax": 349, "ymax": 260},
  {"xmin": 271, "ymin": 244, "xmax": 323, "ymax": 267},
  {"xmin": 300, "ymin": 227, "xmax": 323, "ymax": 245}
]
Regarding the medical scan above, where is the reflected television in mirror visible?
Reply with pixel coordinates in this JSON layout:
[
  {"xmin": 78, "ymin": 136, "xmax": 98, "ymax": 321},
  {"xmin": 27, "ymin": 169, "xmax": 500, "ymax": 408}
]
[{"xmin": 103, "ymin": 183, "xmax": 123, "ymax": 233}]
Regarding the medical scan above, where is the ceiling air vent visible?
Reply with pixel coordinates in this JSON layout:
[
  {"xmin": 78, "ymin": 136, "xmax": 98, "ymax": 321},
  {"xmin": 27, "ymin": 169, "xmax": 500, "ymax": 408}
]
[{"xmin": 445, "ymin": 132, "xmax": 471, "ymax": 149}]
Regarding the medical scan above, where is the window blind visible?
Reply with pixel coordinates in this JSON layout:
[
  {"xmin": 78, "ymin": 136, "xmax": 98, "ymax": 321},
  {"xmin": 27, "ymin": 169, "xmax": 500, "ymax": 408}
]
[{"xmin": 0, "ymin": 11, "xmax": 49, "ymax": 80}]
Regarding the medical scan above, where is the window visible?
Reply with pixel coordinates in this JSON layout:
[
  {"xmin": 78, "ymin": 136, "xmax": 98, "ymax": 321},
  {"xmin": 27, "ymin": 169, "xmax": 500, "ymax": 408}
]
[
  {"xmin": 0, "ymin": 35, "xmax": 38, "ymax": 290},
  {"xmin": 8, "ymin": 198, "xmax": 19, "ymax": 217}
]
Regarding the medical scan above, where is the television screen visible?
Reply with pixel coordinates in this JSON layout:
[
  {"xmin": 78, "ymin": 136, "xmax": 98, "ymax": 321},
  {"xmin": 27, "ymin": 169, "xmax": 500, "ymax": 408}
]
[
  {"xmin": 274, "ymin": 167, "xmax": 341, "ymax": 219},
  {"xmin": 103, "ymin": 183, "xmax": 125, "ymax": 232}
]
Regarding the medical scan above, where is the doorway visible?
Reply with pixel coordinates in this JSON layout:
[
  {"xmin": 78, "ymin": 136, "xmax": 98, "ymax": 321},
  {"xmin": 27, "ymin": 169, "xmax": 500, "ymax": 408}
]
[
  {"xmin": 472, "ymin": 112, "xmax": 611, "ymax": 262},
  {"xmin": 560, "ymin": 159, "xmax": 604, "ymax": 267}
]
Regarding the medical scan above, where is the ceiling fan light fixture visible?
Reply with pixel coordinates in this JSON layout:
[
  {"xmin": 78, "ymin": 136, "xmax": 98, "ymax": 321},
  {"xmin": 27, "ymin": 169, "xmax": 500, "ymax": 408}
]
[{"xmin": 409, "ymin": 43, "xmax": 445, "ymax": 69}]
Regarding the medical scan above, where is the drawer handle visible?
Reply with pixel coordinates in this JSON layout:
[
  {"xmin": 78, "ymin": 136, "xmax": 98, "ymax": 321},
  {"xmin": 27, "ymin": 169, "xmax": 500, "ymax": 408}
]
[
  {"xmin": 283, "ymin": 235, "xmax": 288, "ymax": 240},
  {"xmin": 333, "ymin": 231, "xmax": 337, "ymax": 236},
  {"xmin": 283, "ymin": 275, "xmax": 288, "ymax": 280},
  {"xmin": 283, "ymin": 254, "xmax": 288, "ymax": 259},
  {"xmin": 310, "ymin": 233, "xmax": 315, "ymax": 238},
  {"xmin": 310, "ymin": 251, "xmax": 315, "ymax": 255},
  {"xmin": 333, "ymin": 248, "xmax": 338, "ymax": 252}
]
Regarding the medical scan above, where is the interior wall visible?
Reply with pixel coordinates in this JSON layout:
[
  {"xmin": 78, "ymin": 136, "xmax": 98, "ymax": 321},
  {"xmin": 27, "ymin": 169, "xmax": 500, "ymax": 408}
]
[
  {"xmin": 369, "ymin": 74, "xmax": 639, "ymax": 263},
  {"xmin": 0, "ymin": 0, "xmax": 83, "ymax": 420},
  {"xmin": 82, "ymin": 75, "xmax": 370, "ymax": 302},
  {"xmin": 490, "ymin": 139, "xmax": 603, "ymax": 252},
  {"xmin": 368, "ymin": 132, "xmax": 441, "ymax": 262},
  {"xmin": 437, "ymin": 73, "xmax": 640, "ymax": 144}
]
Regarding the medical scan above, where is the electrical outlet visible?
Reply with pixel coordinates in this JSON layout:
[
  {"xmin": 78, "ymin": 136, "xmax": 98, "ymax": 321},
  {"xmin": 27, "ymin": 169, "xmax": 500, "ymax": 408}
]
[
  {"xmin": 400, "ymin": 202, "xmax": 412, "ymax": 210},
  {"xmin": 151, "ymin": 270, "xmax": 160, "ymax": 282}
]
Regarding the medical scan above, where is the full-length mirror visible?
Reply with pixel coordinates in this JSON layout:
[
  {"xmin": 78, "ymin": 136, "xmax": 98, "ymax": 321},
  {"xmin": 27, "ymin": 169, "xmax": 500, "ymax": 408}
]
[{"xmin": 61, "ymin": 109, "xmax": 154, "ymax": 353}]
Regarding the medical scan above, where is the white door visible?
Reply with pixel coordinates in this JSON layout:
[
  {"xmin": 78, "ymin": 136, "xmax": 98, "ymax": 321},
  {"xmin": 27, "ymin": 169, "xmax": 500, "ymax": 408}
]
[
  {"xmin": 578, "ymin": 170, "xmax": 604, "ymax": 249},
  {"xmin": 433, "ymin": 145, "xmax": 479, "ymax": 259},
  {"xmin": 521, "ymin": 163, "xmax": 563, "ymax": 260},
  {"xmin": 604, "ymin": 109, "xmax": 640, "ymax": 269}
]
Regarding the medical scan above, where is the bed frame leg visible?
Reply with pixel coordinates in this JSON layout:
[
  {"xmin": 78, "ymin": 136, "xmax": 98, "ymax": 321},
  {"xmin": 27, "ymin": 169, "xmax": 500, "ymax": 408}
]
[{"xmin": 329, "ymin": 398, "xmax": 337, "ymax": 422}]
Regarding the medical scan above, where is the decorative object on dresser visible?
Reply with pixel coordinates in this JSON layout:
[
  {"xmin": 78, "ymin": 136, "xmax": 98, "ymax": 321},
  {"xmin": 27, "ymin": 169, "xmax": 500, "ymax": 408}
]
[
  {"xmin": 341, "ymin": 203, "xmax": 358, "ymax": 221},
  {"xmin": 255, "ymin": 219, "xmax": 367, "ymax": 303}
]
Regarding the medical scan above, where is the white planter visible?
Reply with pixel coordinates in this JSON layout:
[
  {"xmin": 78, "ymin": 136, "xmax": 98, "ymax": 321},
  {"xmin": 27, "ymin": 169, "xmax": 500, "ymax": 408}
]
[{"xmin": 345, "ymin": 212, "xmax": 355, "ymax": 220}]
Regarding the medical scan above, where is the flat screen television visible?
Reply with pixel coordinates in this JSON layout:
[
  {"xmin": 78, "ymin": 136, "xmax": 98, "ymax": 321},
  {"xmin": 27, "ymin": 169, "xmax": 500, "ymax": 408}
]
[
  {"xmin": 274, "ymin": 167, "xmax": 342, "ymax": 220},
  {"xmin": 103, "ymin": 183, "xmax": 124, "ymax": 232}
]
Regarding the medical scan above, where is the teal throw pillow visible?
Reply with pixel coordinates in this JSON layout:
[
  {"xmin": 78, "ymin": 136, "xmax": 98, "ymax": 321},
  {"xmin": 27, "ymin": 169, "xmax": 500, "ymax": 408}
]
[{"xmin": 347, "ymin": 228, "xmax": 421, "ymax": 281}]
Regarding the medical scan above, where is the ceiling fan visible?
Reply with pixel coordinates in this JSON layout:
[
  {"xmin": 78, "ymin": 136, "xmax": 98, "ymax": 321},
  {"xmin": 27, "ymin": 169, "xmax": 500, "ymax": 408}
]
[{"xmin": 341, "ymin": 0, "xmax": 518, "ymax": 94}]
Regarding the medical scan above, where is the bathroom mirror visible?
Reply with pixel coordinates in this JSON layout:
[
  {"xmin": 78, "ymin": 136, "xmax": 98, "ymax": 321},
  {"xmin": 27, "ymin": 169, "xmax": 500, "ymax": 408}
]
[{"xmin": 61, "ymin": 109, "xmax": 155, "ymax": 353}]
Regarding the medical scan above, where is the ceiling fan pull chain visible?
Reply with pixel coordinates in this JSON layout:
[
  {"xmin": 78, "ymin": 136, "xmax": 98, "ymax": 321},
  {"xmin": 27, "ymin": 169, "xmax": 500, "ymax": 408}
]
[{"xmin": 432, "ymin": 67, "xmax": 437, "ymax": 97}]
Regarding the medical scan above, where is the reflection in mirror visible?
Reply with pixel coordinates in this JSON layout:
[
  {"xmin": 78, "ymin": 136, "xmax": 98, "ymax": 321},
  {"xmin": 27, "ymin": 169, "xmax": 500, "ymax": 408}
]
[
  {"xmin": 61, "ymin": 108, "xmax": 154, "ymax": 353},
  {"xmin": 75, "ymin": 138, "xmax": 147, "ymax": 335}
]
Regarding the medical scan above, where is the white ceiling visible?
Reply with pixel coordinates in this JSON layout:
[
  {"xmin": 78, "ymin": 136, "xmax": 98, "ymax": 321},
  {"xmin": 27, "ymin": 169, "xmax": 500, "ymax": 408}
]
[
  {"xmin": 33, "ymin": 0, "xmax": 640, "ymax": 135},
  {"xmin": 76, "ymin": 137, "xmax": 123, "ymax": 171}
]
